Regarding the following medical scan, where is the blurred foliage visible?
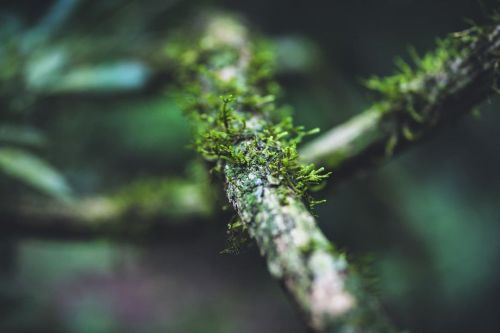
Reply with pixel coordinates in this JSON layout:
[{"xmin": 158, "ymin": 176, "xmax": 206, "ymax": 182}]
[{"xmin": 0, "ymin": 147, "xmax": 71, "ymax": 201}]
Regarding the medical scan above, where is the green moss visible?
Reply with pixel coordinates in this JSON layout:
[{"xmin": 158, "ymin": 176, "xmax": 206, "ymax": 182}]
[
  {"xmin": 221, "ymin": 218, "xmax": 251, "ymax": 254},
  {"xmin": 364, "ymin": 23, "xmax": 490, "ymax": 98},
  {"xmin": 166, "ymin": 17, "xmax": 331, "ymax": 211},
  {"xmin": 298, "ymin": 234, "xmax": 336, "ymax": 256},
  {"xmin": 164, "ymin": 16, "xmax": 334, "ymax": 255},
  {"xmin": 364, "ymin": 22, "xmax": 497, "ymax": 157}
]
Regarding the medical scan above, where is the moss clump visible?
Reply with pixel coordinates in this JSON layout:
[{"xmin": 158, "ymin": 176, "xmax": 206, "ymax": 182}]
[
  {"xmin": 363, "ymin": 23, "xmax": 496, "ymax": 156},
  {"xmin": 166, "ymin": 15, "xmax": 330, "ymax": 210},
  {"xmin": 363, "ymin": 17, "xmax": 500, "ymax": 102},
  {"xmin": 365, "ymin": 34, "xmax": 470, "ymax": 113}
]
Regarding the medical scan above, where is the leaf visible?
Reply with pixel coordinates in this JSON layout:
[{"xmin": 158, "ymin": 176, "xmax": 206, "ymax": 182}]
[
  {"xmin": 0, "ymin": 125, "xmax": 47, "ymax": 147},
  {"xmin": 0, "ymin": 147, "xmax": 72, "ymax": 201}
]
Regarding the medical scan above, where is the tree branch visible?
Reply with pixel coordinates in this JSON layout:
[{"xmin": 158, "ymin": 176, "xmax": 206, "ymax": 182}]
[
  {"xmin": 300, "ymin": 23, "xmax": 500, "ymax": 182},
  {"xmin": 5, "ymin": 22, "xmax": 499, "ymax": 251},
  {"xmin": 5, "ymin": 16, "xmax": 499, "ymax": 331},
  {"xmin": 169, "ymin": 14, "xmax": 395, "ymax": 332},
  {"xmin": 0, "ymin": 175, "xmax": 215, "ymax": 239}
]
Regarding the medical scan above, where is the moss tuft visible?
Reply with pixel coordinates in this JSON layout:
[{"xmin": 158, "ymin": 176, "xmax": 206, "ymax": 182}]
[
  {"xmin": 167, "ymin": 17, "xmax": 331, "ymax": 210},
  {"xmin": 363, "ymin": 22, "xmax": 498, "ymax": 157}
]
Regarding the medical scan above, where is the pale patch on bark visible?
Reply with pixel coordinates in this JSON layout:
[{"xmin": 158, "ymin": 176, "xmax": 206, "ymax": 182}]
[
  {"xmin": 309, "ymin": 251, "xmax": 356, "ymax": 329},
  {"xmin": 291, "ymin": 227, "xmax": 311, "ymax": 249}
]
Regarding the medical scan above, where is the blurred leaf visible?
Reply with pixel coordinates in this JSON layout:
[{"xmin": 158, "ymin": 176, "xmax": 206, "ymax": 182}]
[
  {"xmin": 274, "ymin": 36, "xmax": 322, "ymax": 73},
  {"xmin": 0, "ymin": 125, "xmax": 47, "ymax": 147},
  {"xmin": 0, "ymin": 147, "xmax": 71, "ymax": 200},
  {"xmin": 49, "ymin": 61, "xmax": 151, "ymax": 93},
  {"xmin": 27, "ymin": 56, "xmax": 151, "ymax": 93}
]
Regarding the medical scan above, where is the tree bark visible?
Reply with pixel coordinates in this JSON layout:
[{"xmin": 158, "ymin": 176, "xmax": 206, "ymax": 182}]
[
  {"xmin": 173, "ymin": 14, "xmax": 395, "ymax": 332},
  {"xmin": 300, "ymin": 24, "xmax": 500, "ymax": 182}
]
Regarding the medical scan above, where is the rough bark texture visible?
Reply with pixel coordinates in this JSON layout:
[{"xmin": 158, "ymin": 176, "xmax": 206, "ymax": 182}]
[
  {"xmin": 172, "ymin": 14, "xmax": 394, "ymax": 332},
  {"xmin": 301, "ymin": 24, "xmax": 500, "ymax": 182},
  {"xmin": 224, "ymin": 154, "xmax": 393, "ymax": 332}
]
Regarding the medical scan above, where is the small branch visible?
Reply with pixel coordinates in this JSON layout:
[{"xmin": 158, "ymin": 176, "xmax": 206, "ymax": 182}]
[
  {"xmin": 170, "ymin": 14, "xmax": 395, "ymax": 332},
  {"xmin": 300, "ymin": 23, "xmax": 500, "ymax": 181},
  {"xmin": 1, "ymin": 176, "xmax": 215, "ymax": 240}
]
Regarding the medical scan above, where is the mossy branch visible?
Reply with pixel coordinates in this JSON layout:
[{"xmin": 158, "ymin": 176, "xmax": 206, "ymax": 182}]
[
  {"xmin": 300, "ymin": 22, "xmax": 500, "ymax": 181},
  {"xmin": 169, "ymin": 14, "xmax": 395, "ymax": 332},
  {"xmin": 1, "ymin": 174, "xmax": 215, "ymax": 239}
]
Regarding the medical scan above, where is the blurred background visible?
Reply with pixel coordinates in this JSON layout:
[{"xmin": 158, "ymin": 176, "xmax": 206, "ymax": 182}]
[{"xmin": 1, "ymin": 0, "xmax": 499, "ymax": 332}]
